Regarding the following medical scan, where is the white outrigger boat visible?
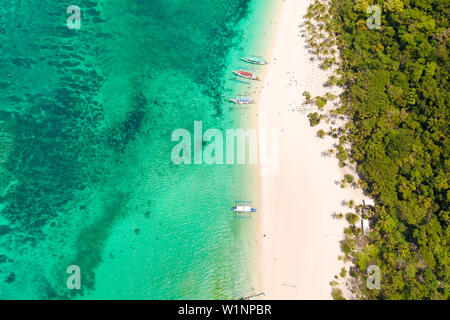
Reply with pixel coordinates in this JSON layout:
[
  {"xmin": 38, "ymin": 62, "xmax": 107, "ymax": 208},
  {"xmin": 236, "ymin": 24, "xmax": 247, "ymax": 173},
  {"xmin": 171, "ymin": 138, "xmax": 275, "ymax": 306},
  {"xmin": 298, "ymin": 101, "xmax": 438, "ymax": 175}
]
[
  {"xmin": 232, "ymin": 201, "xmax": 257, "ymax": 219},
  {"xmin": 241, "ymin": 56, "xmax": 268, "ymax": 65},
  {"xmin": 229, "ymin": 96, "xmax": 254, "ymax": 105}
]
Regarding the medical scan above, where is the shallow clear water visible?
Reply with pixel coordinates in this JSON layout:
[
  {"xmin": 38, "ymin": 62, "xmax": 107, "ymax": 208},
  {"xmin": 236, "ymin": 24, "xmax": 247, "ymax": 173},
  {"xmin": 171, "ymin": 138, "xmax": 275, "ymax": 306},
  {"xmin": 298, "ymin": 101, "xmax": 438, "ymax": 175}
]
[{"xmin": 0, "ymin": 0, "xmax": 272, "ymax": 299}]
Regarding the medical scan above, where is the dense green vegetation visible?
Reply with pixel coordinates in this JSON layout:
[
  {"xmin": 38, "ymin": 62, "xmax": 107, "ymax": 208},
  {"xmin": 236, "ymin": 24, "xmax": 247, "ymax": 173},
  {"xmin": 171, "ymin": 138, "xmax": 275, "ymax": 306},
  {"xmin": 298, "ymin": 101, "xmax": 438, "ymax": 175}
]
[
  {"xmin": 308, "ymin": 112, "xmax": 322, "ymax": 126},
  {"xmin": 346, "ymin": 212, "xmax": 360, "ymax": 225},
  {"xmin": 305, "ymin": 0, "xmax": 449, "ymax": 299}
]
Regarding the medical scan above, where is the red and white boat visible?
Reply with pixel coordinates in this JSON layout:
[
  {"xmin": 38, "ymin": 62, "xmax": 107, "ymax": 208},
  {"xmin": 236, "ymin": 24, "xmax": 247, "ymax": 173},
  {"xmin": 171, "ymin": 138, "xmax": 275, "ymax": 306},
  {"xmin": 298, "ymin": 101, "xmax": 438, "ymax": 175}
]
[{"xmin": 232, "ymin": 70, "xmax": 259, "ymax": 81}]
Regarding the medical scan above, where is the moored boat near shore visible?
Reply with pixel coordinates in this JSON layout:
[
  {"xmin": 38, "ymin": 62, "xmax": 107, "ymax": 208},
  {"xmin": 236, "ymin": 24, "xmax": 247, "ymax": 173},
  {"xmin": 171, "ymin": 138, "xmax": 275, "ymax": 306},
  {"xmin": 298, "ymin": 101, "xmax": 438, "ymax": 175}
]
[
  {"xmin": 232, "ymin": 70, "xmax": 259, "ymax": 80},
  {"xmin": 229, "ymin": 96, "xmax": 254, "ymax": 105},
  {"xmin": 241, "ymin": 56, "xmax": 268, "ymax": 65},
  {"xmin": 232, "ymin": 201, "xmax": 257, "ymax": 219}
]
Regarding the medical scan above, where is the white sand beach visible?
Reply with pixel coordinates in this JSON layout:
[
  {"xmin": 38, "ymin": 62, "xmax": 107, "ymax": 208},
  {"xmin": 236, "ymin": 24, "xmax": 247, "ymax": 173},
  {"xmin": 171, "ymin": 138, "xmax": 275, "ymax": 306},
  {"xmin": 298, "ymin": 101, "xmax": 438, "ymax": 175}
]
[{"xmin": 257, "ymin": 0, "xmax": 367, "ymax": 299}]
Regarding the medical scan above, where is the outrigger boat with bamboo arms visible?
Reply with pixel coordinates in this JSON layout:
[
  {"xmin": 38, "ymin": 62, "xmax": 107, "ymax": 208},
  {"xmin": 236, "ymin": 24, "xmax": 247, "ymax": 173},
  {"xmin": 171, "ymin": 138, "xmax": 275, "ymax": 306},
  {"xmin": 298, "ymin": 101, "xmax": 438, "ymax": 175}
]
[
  {"xmin": 241, "ymin": 56, "xmax": 268, "ymax": 65},
  {"xmin": 229, "ymin": 96, "xmax": 254, "ymax": 105},
  {"xmin": 232, "ymin": 201, "xmax": 257, "ymax": 219},
  {"xmin": 232, "ymin": 70, "xmax": 259, "ymax": 81}
]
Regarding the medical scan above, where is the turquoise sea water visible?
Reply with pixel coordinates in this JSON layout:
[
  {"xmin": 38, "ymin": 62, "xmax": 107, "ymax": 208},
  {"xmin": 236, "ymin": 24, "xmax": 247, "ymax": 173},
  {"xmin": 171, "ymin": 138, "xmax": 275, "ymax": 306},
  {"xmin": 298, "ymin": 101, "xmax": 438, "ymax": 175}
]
[{"xmin": 0, "ymin": 0, "xmax": 275, "ymax": 299}]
